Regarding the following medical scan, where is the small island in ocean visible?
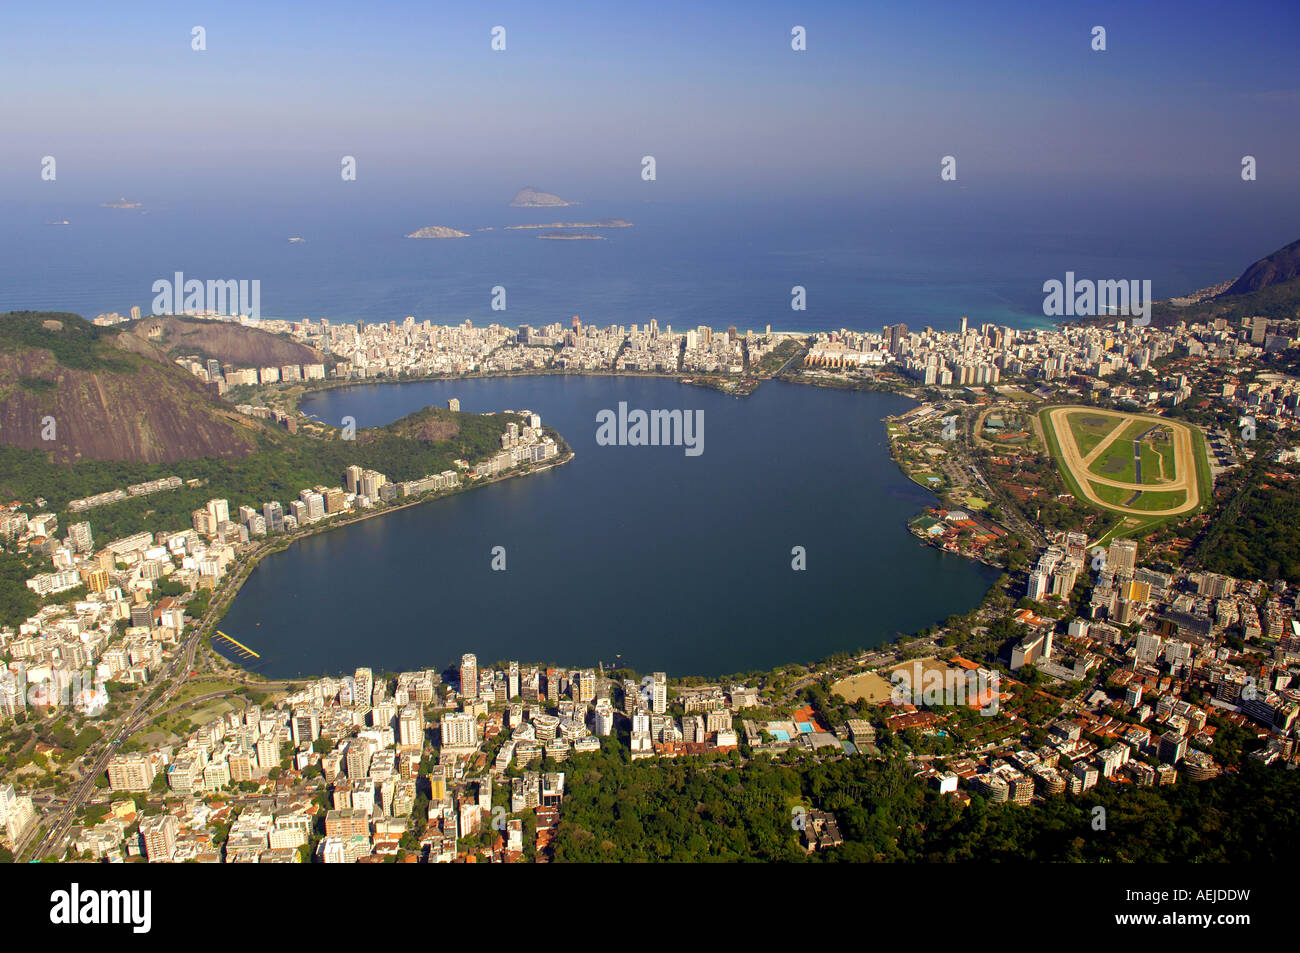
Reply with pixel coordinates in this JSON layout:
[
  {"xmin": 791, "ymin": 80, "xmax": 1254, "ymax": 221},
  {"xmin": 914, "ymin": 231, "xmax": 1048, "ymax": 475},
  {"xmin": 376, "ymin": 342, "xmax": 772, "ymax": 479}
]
[
  {"xmin": 101, "ymin": 197, "xmax": 142, "ymax": 209},
  {"xmin": 507, "ymin": 218, "xmax": 631, "ymax": 230},
  {"xmin": 510, "ymin": 187, "xmax": 577, "ymax": 207},
  {"xmin": 538, "ymin": 231, "xmax": 604, "ymax": 240},
  {"xmin": 405, "ymin": 225, "xmax": 470, "ymax": 239}
]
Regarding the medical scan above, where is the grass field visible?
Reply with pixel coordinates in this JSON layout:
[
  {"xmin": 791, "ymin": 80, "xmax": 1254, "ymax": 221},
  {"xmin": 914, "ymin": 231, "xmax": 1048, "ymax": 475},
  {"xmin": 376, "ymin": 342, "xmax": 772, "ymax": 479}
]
[
  {"xmin": 1089, "ymin": 482, "xmax": 1134, "ymax": 507},
  {"xmin": 1152, "ymin": 437, "xmax": 1178, "ymax": 481},
  {"xmin": 1090, "ymin": 481, "xmax": 1187, "ymax": 511},
  {"xmin": 1190, "ymin": 425, "xmax": 1213, "ymax": 508},
  {"xmin": 1086, "ymin": 420, "xmax": 1174, "ymax": 486},
  {"xmin": 1091, "ymin": 442, "xmax": 1138, "ymax": 482},
  {"xmin": 1130, "ymin": 489, "xmax": 1189, "ymax": 511},
  {"xmin": 1068, "ymin": 413, "xmax": 1124, "ymax": 458}
]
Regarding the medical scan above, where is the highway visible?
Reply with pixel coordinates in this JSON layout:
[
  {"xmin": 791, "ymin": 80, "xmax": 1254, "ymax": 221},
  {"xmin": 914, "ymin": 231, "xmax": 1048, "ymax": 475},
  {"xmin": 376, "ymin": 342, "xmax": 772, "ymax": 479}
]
[
  {"xmin": 29, "ymin": 626, "xmax": 204, "ymax": 859},
  {"xmin": 28, "ymin": 544, "xmax": 266, "ymax": 860}
]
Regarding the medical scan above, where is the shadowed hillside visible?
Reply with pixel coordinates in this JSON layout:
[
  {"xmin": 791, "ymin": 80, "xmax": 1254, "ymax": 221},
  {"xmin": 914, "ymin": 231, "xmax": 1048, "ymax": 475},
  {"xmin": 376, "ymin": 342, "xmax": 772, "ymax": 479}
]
[{"xmin": 1220, "ymin": 237, "xmax": 1300, "ymax": 297}]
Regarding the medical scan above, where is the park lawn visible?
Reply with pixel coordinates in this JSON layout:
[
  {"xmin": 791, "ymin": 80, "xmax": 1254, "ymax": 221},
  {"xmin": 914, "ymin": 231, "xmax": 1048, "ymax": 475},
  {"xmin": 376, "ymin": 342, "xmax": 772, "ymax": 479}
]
[{"xmin": 170, "ymin": 678, "xmax": 246, "ymax": 705}]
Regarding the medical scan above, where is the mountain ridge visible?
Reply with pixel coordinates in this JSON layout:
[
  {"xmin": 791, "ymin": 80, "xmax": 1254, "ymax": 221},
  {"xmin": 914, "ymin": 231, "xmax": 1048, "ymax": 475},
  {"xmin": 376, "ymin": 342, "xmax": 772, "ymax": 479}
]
[{"xmin": 1219, "ymin": 237, "xmax": 1300, "ymax": 297}]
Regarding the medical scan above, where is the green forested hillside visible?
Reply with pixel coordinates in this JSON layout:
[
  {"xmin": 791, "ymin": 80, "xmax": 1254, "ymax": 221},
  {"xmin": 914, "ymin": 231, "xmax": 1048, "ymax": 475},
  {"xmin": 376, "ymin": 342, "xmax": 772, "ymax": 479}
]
[
  {"xmin": 0, "ymin": 550, "xmax": 41, "ymax": 628},
  {"xmin": 0, "ymin": 407, "xmax": 523, "ymax": 540},
  {"xmin": 1196, "ymin": 461, "xmax": 1300, "ymax": 582},
  {"xmin": 553, "ymin": 743, "xmax": 1299, "ymax": 863}
]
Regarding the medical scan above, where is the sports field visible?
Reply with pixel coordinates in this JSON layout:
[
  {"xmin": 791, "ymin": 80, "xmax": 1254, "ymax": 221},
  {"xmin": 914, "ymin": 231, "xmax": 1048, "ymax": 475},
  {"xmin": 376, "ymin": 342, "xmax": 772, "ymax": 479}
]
[{"xmin": 1039, "ymin": 406, "xmax": 1211, "ymax": 524}]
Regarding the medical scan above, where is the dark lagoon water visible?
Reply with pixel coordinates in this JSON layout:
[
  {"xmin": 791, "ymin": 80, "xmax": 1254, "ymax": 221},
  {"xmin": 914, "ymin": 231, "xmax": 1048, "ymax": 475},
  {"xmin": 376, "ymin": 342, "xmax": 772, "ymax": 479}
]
[{"xmin": 216, "ymin": 375, "xmax": 999, "ymax": 678}]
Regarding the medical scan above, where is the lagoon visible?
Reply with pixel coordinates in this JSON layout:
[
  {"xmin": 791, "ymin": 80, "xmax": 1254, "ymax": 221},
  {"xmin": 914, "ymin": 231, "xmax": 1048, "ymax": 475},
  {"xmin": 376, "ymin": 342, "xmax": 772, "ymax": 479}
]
[{"xmin": 216, "ymin": 375, "xmax": 999, "ymax": 678}]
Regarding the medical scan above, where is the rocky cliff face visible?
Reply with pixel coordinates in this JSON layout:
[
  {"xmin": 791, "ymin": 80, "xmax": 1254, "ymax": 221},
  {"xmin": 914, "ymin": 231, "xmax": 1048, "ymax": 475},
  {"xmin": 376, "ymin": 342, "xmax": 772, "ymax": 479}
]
[
  {"xmin": 1221, "ymin": 238, "xmax": 1300, "ymax": 296},
  {"xmin": 0, "ymin": 312, "xmax": 262, "ymax": 464},
  {"xmin": 125, "ymin": 315, "xmax": 323, "ymax": 368}
]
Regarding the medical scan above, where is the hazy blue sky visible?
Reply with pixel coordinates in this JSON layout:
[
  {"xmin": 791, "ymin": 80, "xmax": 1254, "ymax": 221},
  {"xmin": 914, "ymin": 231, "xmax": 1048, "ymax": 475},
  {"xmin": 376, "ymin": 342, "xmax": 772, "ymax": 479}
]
[{"xmin": 1, "ymin": 0, "xmax": 1297, "ymax": 205}]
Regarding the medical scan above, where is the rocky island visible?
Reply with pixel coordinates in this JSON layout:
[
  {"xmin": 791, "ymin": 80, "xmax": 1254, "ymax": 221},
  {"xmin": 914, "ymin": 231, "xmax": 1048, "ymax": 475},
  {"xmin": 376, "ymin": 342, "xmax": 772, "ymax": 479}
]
[
  {"xmin": 405, "ymin": 226, "xmax": 470, "ymax": 239},
  {"xmin": 509, "ymin": 187, "xmax": 576, "ymax": 207},
  {"xmin": 538, "ymin": 231, "xmax": 604, "ymax": 240},
  {"xmin": 507, "ymin": 219, "xmax": 631, "ymax": 230}
]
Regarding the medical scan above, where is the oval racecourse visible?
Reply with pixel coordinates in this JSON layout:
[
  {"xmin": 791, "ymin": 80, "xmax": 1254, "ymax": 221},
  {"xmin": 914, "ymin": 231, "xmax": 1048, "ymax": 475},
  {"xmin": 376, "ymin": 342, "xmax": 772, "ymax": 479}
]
[{"xmin": 1038, "ymin": 406, "xmax": 1211, "ymax": 521}]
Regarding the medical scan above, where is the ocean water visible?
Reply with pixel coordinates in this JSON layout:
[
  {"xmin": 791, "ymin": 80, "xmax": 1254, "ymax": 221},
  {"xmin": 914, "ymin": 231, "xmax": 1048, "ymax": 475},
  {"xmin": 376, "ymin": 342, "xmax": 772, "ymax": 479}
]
[{"xmin": 0, "ymin": 188, "xmax": 1280, "ymax": 335}]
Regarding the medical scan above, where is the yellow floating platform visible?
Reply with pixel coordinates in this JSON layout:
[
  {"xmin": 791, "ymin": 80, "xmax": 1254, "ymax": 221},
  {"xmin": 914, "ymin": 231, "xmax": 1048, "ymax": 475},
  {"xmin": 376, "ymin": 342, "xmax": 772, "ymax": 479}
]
[{"xmin": 214, "ymin": 630, "xmax": 260, "ymax": 659}]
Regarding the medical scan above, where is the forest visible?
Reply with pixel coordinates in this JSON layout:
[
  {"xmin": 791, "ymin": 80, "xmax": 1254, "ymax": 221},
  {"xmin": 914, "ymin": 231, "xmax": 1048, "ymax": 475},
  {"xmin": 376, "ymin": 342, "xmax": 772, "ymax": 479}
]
[
  {"xmin": 1196, "ymin": 459, "xmax": 1300, "ymax": 582},
  {"xmin": 0, "ymin": 550, "xmax": 41, "ymax": 628},
  {"xmin": 552, "ymin": 743, "xmax": 1298, "ymax": 862}
]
